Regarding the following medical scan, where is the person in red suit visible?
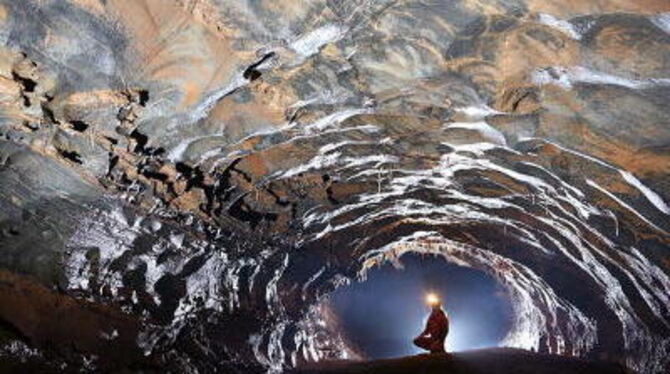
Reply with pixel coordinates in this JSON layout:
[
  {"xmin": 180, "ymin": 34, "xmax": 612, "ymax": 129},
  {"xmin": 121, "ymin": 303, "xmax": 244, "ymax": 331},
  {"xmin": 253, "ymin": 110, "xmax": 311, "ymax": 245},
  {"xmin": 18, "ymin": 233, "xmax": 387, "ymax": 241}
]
[{"xmin": 413, "ymin": 293, "xmax": 449, "ymax": 353}]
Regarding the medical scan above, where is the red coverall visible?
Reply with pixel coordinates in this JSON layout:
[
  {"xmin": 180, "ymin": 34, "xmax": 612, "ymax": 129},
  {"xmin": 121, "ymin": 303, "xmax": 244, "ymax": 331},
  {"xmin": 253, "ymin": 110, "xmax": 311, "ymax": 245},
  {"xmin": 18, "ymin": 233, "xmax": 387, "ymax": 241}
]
[{"xmin": 413, "ymin": 307, "xmax": 449, "ymax": 353}]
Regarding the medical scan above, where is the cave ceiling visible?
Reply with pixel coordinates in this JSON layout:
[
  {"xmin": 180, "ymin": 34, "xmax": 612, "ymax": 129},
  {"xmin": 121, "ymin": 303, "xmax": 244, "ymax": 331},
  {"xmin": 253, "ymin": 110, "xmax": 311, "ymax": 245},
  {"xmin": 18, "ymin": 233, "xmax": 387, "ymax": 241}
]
[{"xmin": 0, "ymin": 0, "xmax": 669, "ymax": 373}]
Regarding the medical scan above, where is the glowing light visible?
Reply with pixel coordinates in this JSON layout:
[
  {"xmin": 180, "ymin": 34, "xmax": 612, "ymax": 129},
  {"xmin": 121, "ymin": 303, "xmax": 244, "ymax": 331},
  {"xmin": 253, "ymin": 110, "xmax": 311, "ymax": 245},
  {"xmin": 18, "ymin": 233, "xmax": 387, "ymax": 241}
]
[{"xmin": 426, "ymin": 293, "xmax": 440, "ymax": 306}]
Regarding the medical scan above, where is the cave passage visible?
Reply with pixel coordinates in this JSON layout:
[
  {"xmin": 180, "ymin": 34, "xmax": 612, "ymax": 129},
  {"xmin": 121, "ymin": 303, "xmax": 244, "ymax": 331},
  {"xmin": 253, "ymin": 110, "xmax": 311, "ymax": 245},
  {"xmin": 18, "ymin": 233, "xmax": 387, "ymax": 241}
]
[{"xmin": 328, "ymin": 254, "xmax": 513, "ymax": 359}]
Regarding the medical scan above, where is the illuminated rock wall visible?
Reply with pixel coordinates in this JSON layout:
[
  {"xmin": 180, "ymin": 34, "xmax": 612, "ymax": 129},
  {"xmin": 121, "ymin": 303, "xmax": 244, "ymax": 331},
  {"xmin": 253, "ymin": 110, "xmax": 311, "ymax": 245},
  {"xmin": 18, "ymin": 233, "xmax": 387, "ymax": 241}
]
[{"xmin": 0, "ymin": 0, "xmax": 668, "ymax": 372}]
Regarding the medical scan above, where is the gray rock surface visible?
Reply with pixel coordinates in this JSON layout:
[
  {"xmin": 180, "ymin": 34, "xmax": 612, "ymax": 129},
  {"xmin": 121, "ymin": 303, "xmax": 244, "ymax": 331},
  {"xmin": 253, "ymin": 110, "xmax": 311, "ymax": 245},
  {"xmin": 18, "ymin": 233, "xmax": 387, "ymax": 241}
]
[{"xmin": 0, "ymin": 0, "xmax": 668, "ymax": 373}]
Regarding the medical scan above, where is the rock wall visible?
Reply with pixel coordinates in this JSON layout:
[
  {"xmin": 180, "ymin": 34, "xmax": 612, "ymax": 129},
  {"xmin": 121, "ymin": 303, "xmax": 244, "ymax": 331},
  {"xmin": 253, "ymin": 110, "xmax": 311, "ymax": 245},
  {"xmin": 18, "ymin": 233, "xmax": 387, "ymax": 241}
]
[{"xmin": 0, "ymin": 0, "xmax": 668, "ymax": 372}]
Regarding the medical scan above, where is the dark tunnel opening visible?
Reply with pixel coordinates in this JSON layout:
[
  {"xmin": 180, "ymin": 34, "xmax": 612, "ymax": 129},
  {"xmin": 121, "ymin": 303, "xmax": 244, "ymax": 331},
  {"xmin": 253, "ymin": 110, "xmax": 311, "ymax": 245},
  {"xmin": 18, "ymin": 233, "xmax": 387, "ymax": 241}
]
[{"xmin": 326, "ymin": 254, "xmax": 514, "ymax": 360}]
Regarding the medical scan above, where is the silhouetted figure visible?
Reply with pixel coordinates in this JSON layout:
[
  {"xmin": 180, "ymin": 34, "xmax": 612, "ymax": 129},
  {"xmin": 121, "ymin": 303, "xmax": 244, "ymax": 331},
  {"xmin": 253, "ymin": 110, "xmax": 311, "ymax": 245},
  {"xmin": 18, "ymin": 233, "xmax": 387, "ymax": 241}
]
[{"xmin": 413, "ymin": 294, "xmax": 449, "ymax": 353}]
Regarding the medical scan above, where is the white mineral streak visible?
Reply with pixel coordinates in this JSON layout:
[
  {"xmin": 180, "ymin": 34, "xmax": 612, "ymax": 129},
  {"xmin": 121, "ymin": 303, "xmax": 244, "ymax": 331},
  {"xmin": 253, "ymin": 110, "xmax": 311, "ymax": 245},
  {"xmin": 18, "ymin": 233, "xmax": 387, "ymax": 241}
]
[
  {"xmin": 453, "ymin": 105, "xmax": 503, "ymax": 120},
  {"xmin": 302, "ymin": 108, "xmax": 372, "ymax": 133},
  {"xmin": 624, "ymin": 248, "xmax": 670, "ymax": 324},
  {"xmin": 302, "ymin": 266, "xmax": 326, "ymax": 299},
  {"xmin": 65, "ymin": 204, "xmax": 140, "ymax": 294},
  {"xmin": 0, "ymin": 340, "xmax": 43, "ymax": 361},
  {"xmin": 444, "ymin": 121, "xmax": 507, "ymax": 146},
  {"xmin": 537, "ymin": 13, "xmax": 583, "ymax": 40},
  {"xmin": 276, "ymin": 149, "xmax": 398, "ymax": 179},
  {"xmin": 266, "ymin": 254, "xmax": 290, "ymax": 315},
  {"xmin": 290, "ymin": 24, "xmax": 348, "ymax": 59},
  {"xmin": 619, "ymin": 170, "xmax": 670, "ymax": 214},
  {"xmin": 650, "ymin": 13, "xmax": 670, "ymax": 35},
  {"xmin": 524, "ymin": 138, "xmax": 668, "ymax": 226},
  {"xmin": 166, "ymin": 135, "xmax": 213, "ymax": 162},
  {"xmin": 174, "ymin": 250, "xmax": 229, "ymax": 319},
  {"xmin": 586, "ymin": 179, "xmax": 667, "ymax": 234},
  {"xmin": 188, "ymin": 74, "xmax": 248, "ymax": 124},
  {"xmin": 532, "ymin": 66, "xmax": 670, "ymax": 90}
]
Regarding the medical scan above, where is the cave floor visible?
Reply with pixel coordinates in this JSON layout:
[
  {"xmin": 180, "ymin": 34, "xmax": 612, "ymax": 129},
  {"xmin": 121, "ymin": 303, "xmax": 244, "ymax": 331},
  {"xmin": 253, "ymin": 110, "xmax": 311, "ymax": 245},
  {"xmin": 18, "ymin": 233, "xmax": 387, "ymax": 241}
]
[{"xmin": 292, "ymin": 348, "xmax": 634, "ymax": 374}]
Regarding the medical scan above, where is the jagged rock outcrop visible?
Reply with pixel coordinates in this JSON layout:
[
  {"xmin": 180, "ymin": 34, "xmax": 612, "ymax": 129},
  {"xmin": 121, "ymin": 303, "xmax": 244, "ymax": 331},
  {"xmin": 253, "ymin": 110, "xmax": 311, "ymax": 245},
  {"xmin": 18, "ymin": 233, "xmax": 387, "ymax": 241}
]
[{"xmin": 0, "ymin": 0, "xmax": 668, "ymax": 373}]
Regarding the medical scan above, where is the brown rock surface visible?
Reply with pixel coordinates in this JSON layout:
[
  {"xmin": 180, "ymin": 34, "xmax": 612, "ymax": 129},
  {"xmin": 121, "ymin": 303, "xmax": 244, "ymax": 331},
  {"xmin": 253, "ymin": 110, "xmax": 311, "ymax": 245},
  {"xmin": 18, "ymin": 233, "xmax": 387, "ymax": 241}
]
[{"xmin": 0, "ymin": 0, "xmax": 668, "ymax": 373}]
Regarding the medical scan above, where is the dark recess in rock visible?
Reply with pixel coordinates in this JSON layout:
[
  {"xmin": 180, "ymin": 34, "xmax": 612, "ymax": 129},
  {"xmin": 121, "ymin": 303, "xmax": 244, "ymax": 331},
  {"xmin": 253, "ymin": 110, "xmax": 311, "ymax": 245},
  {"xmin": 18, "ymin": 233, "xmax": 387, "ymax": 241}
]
[
  {"xmin": 11, "ymin": 72, "xmax": 36, "ymax": 93},
  {"xmin": 105, "ymin": 136, "xmax": 119, "ymax": 145},
  {"xmin": 228, "ymin": 196, "xmax": 278, "ymax": 229},
  {"xmin": 22, "ymin": 120, "xmax": 39, "ymax": 131},
  {"xmin": 70, "ymin": 120, "xmax": 89, "ymax": 132},
  {"xmin": 107, "ymin": 154, "xmax": 119, "ymax": 173},
  {"xmin": 38, "ymin": 103, "xmax": 58, "ymax": 125},
  {"xmin": 129, "ymin": 129, "xmax": 148, "ymax": 153},
  {"xmin": 57, "ymin": 149, "xmax": 83, "ymax": 164},
  {"xmin": 138, "ymin": 90, "xmax": 150, "ymax": 106},
  {"xmin": 141, "ymin": 168, "xmax": 169, "ymax": 182},
  {"xmin": 244, "ymin": 52, "xmax": 276, "ymax": 81}
]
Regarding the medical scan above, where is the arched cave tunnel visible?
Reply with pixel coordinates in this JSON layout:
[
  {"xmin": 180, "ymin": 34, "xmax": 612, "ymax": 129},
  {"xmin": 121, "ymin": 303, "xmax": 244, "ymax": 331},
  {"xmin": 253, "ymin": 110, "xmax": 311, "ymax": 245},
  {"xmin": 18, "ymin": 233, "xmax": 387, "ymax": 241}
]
[
  {"xmin": 326, "ymin": 254, "xmax": 513, "ymax": 358},
  {"xmin": 0, "ymin": 1, "xmax": 669, "ymax": 374}
]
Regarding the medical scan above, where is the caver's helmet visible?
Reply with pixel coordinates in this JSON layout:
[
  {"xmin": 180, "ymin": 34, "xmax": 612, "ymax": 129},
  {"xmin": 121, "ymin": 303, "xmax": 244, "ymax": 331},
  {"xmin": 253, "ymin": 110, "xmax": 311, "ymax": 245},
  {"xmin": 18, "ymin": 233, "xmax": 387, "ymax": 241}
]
[{"xmin": 426, "ymin": 293, "xmax": 441, "ymax": 307}]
